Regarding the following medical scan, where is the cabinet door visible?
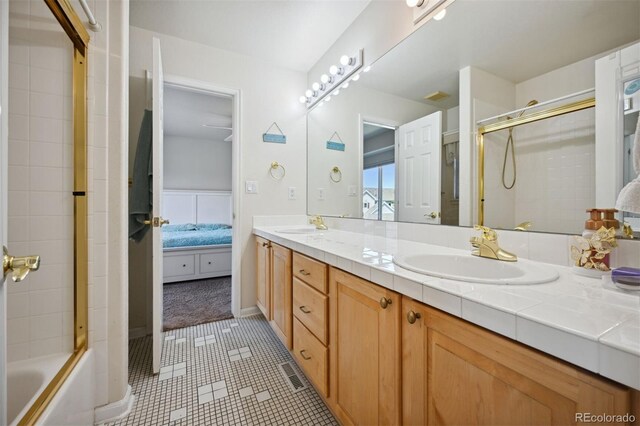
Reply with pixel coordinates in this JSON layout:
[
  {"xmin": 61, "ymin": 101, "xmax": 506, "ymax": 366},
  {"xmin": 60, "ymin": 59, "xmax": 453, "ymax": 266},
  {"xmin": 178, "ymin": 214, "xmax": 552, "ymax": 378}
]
[
  {"xmin": 401, "ymin": 296, "xmax": 429, "ymax": 426},
  {"xmin": 329, "ymin": 268, "xmax": 401, "ymax": 426},
  {"xmin": 271, "ymin": 243, "xmax": 292, "ymax": 349},
  {"xmin": 424, "ymin": 306, "xmax": 631, "ymax": 425},
  {"xmin": 255, "ymin": 236, "xmax": 271, "ymax": 320}
]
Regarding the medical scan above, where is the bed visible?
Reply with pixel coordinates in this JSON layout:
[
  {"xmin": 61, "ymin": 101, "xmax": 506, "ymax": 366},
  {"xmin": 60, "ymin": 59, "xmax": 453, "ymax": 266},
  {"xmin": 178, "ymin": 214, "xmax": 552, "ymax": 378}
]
[{"xmin": 161, "ymin": 191, "xmax": 233, "ymax": 283}]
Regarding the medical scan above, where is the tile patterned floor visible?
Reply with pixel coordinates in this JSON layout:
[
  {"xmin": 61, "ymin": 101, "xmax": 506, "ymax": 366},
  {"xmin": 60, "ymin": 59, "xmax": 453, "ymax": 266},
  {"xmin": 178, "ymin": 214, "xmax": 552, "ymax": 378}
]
[{"xmin": 107, "ymin": 315, "xmax": 337, "ymax": 425}]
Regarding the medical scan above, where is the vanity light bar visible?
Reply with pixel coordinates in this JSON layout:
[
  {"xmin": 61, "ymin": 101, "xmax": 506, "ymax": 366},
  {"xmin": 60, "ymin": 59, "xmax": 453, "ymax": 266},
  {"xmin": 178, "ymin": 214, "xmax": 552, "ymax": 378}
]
[{"xmin": 301, "ymin": 49, "xmax": 364, "ymax": 110}]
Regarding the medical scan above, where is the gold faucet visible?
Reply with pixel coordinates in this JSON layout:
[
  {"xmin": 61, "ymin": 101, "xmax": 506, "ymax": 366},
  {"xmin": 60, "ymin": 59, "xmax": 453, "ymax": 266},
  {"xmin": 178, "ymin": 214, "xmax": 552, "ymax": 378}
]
[
  {"xmin": 470, "ymin": 225, "xmax": 517, "ymax": 262},
  {"xmin": 309, "ymin": 215, "xmax": 328, "ymax": 230}
]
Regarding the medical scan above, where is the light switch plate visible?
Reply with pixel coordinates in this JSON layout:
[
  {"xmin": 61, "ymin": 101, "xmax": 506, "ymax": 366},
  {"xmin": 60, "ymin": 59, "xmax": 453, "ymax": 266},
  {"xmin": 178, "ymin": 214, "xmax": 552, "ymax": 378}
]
[{"xmin": 245, "ymin": 181, "xmax": 258, "ymax": 194}]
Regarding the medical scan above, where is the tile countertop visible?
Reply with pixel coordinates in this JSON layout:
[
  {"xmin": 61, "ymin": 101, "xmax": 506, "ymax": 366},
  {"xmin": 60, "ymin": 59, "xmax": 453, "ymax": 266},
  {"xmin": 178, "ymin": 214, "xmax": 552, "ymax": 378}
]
[{"xmin": 253, "ymin": 225, "xmax": 640, "ymax": 391}]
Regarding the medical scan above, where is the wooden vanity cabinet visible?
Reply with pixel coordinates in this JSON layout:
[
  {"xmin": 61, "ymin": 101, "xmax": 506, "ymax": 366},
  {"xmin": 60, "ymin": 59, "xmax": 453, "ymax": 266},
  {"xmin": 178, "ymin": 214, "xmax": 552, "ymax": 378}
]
[
  {"xmin": 401, "ymin": 296, "xmax": 633, "ymax": 426},
  {"xmin": 329, "ymin": 267, "xmax": 402, "ymax": 426},
  {"xmin": 255, "ymin": 236, "xmax": 271, "ymax": 320},
  {"xmin": 292, "ymin": 253, "xmax": 329, "ymax": 396},
  {"xmin": 270, "ymin": 243, "xmax": 292, "ymax": 349}
]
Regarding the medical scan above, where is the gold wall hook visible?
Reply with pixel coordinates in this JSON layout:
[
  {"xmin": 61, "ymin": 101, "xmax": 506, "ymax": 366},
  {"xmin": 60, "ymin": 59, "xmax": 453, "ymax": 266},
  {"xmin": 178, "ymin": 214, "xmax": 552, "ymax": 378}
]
[{"xmin": 3, "ymin": 246, "xmax": 41, "ymax": 282}]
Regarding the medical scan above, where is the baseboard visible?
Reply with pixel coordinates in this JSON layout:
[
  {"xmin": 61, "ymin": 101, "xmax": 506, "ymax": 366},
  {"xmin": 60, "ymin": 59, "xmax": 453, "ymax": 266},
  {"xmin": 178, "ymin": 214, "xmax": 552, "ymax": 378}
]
[
  {"xmin": 129, "ymin": 327, "xmax": 147, "ymax": 340},
  {"xmin": 94, "ymin": 385, "xmax": 135, "ymax": 424},
  {"xmin": 239, "ymin": 306, "xmax": 261, "ymax": 317}
]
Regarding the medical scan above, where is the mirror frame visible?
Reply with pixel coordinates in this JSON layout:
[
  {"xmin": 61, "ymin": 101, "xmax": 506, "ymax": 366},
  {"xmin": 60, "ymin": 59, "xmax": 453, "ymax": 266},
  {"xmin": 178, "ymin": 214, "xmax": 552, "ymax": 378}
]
[{"xmin": 476, "ymin": 97, "xmax": 596, "ymax": 226}]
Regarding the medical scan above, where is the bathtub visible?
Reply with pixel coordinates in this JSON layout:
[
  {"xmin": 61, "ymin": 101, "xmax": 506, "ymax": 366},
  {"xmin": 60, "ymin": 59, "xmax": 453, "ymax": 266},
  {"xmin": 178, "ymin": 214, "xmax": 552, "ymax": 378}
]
[{"xmin": 7, "ymin": 350, "xmax": 94, "ymax": 426}]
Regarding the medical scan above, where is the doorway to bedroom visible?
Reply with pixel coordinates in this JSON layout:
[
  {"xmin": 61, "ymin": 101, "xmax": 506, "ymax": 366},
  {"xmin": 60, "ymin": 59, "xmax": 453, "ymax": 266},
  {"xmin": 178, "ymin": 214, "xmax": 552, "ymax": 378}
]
[{"xmin": 160, "ymin": 83, "xmax": 234, "ymax": 331}]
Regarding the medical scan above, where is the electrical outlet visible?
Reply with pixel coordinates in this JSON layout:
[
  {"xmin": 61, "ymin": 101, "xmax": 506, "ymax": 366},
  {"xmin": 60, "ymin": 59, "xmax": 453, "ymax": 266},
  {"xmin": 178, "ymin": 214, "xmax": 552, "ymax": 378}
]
[
  {"xmin": 317, "ymin": 188, "xmax": 325, "ymax": 200},
  {"xmin": 288, "ymin": 187, "xmax": 296, "ymax": 200},
  {"xmin": 245, "ymin": 181, "xmax": 258, "ymax": 194}
]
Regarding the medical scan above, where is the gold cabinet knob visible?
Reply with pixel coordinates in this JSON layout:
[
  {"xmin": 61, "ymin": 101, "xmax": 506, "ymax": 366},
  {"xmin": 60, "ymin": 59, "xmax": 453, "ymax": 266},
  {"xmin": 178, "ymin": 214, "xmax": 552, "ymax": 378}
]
[
  {"xmin": 3, "ymin": 246, "xmax": 40, "ymax": 283},
  {"xmin": 262, "ymin": 242, "xmax": 269, "ymax": 247},
  {"xmin": 407, "ymin": 310, "xmax": 421, "ymax": 324},
  {"xmin": 299, "ymin": 269, "xmax": 310, "ymax": 276},
  {"xmin": 379, "ymin": 297, "xmax": 392, "ymax": 309}
]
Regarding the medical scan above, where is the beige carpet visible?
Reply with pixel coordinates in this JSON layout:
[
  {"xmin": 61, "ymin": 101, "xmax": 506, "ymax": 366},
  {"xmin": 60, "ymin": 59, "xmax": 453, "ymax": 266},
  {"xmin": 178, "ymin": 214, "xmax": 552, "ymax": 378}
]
[{"xmin": 163, "ymin": 276, "xmax": 233, "ymax": 331}]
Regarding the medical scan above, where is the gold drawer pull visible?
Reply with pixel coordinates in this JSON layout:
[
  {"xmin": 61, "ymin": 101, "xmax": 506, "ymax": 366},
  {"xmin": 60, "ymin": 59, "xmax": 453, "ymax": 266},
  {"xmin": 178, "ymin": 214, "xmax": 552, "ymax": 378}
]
[
  {"xmin": 299, "ymin": 306, "xmax": 311, "ymax": 314},
  {"xmin": 299, "ymin": 269, "xmax": 310, "ymax": 276},
  {"xmin": 300, "ymin": 350, "xmax": 311, "ymax": 360},
  {"xmin": 380, "ymin": 297, "xmax": 392, "ymax": 309},
  {"xmin": 407, "ymin": 310, "xmax": 421, "ymax": 324}
]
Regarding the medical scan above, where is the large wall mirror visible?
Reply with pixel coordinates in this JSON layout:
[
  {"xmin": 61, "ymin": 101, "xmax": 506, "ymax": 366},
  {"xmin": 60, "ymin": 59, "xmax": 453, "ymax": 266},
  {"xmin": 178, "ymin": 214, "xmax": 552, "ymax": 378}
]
[{"xmin": 307, "ymin": 0, "xmax": 640, "ymax": 235}]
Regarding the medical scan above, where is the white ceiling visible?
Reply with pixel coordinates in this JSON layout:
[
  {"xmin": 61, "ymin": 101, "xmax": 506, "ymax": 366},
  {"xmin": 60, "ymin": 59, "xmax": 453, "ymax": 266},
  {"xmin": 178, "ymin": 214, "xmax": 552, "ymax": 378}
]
[
  {"xmin": 359, "ymin": 0, "xmax": 640, "ymax": 109},
  {"xmin": 164, "ymin": 85, "xmax": 233, "ymax": 140},
  {"xmin": 130, "ymin": 0, "xmax": 371, "ymax": 72}
]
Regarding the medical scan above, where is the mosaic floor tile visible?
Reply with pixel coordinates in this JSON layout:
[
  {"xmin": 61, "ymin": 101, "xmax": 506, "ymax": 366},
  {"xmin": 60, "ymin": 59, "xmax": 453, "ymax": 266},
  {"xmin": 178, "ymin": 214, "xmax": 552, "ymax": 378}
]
[{"xmin": 108, "ymin": 315, "xmax": 337, "ymax": 426}]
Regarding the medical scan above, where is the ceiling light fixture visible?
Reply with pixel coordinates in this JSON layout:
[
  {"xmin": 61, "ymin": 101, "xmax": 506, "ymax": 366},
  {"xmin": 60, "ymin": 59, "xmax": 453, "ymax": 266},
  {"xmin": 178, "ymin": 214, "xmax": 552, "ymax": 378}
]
[{"xmin": 300, "ymin": 49, "xmax": 363, "ymax": 110}]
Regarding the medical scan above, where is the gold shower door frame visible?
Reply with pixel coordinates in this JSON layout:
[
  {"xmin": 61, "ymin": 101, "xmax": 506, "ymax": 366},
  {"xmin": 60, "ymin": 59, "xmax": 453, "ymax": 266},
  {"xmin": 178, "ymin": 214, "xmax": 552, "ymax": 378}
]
[
  {"xmin": 476, "ymin": 97, "xmax": 596, "ymax": 226},
  {"xmin": 18, "ymin": 1, "xmax": 89, "ymax": 424}
]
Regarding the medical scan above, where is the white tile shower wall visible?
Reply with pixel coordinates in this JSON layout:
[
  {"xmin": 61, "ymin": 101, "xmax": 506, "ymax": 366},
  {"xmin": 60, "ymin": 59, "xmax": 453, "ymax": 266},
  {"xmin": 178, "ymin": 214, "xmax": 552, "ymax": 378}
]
[{"xmin": 7, "ymin": 0, "xmax": 75, "ymax": 363}]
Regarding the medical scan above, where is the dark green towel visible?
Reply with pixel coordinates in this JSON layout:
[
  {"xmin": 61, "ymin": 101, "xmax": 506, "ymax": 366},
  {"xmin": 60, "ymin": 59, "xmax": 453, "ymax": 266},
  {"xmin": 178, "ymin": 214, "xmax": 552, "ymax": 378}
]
[{"xmin": 129, "ymin": 109, "xmax": 153, "ymax": 242}]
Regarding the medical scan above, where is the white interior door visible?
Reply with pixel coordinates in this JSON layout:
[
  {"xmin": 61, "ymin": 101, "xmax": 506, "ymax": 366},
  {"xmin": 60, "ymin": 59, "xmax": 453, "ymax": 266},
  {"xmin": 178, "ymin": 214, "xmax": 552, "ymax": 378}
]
[
  {"xmin": 0, "ymin": 0, "xmax": 8, "ymax": 420},
  {"xmin": 152, "ymin": 37, "xmax": 165, "ymax": 374},
  {"xmin": 397, "ymin": 111, "xmax": 442, "ymax": 223}
]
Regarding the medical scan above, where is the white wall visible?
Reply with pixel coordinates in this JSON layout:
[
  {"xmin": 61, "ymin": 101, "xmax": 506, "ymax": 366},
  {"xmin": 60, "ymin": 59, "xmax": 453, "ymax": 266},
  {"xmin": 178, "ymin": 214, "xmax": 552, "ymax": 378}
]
[
  {"xmin": 308, "ymin": 83, "xmax": 437, "ymax": 218},
  {"xmin": 164, "ymin": 136, "xmax": 232, "ymax": 191},
  {"xmin": 128, "ymin": 26, "xmax": 307, "ymax": 328}
]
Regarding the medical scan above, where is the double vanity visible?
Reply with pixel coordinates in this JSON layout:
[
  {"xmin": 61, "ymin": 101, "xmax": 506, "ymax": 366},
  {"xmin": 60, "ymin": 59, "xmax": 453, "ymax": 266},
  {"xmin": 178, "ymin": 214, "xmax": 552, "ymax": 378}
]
[{"xmin": 254, "ymin": 219, "xmax": 639, "ymax": 425}]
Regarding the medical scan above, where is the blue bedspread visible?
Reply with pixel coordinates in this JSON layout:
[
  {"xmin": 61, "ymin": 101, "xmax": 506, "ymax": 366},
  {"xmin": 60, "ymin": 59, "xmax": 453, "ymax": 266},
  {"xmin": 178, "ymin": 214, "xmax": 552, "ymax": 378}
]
[{"xmin": 162, "ymin": 223, "xmax": 232, "ymax": 248}]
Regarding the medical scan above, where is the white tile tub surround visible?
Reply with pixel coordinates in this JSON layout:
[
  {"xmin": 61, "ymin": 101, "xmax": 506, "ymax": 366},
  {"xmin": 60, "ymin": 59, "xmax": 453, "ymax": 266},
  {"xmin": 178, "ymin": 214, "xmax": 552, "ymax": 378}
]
[{"xmin": 254, "ymin": 221, "xmax": 640, "ymax": 390}]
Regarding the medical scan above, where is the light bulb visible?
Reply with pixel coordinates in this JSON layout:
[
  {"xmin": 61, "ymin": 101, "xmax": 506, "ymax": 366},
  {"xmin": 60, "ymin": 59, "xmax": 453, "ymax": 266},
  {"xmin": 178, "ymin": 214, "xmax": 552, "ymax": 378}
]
[
  {"xmin": 320, "ymin": 74, "xmax": 330, "ymax": 84},
  {"xmin": 305, "ymin": 89, "xmax": 313, "ymax": 98},
  {"xmin": 363, "ymin": 66, "xmax": 371, "ymax": 73},
  {"xmin": 340, "ymin": 55, "xmax": 352, "ymax": 66},
  {"xmin": 333, "ymin": 90, "xmax": 340, "ymax": 96},
  {"xmin": 312, "ymin": 82, "xmax": 320, "ymax": 91},
  {"xmin": 299, "ymin": 96, "xmax": 307, "ymax": 104},
  {"xmin": 433, "ymin": 8, "xmax": 447, "ymax": 20},
  {"xmin": 329, "ymin": 65, "xmax": 339, "ymax": 76},
  {"xmin": 406, "ymin": 0, "xmax": 423, "ymax": 6},
  {"xmin": 318, "ymin": 102, "xmax": 324, "ymax": 107},
  {"xmin": 325, "ymin": 96, "xmax": 331, "ymax": 102},
  {"xmin": 351, "ymin": 73, "xmax": 360, "ymax": 81},
  {"xmin": 342, "ymin": 82, "xmax": 349, "ymax": 89}
]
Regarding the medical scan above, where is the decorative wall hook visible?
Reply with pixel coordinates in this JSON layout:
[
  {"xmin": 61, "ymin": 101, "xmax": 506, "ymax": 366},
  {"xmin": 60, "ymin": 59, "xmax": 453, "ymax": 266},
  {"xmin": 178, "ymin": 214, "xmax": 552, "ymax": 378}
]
[
  {"xmin": 269, "ymin": 161, "xmax": 286, "ymax": 180},
  {"xmin": 330, "ymin": 166, "xmax": 342, "ymax": 183}
]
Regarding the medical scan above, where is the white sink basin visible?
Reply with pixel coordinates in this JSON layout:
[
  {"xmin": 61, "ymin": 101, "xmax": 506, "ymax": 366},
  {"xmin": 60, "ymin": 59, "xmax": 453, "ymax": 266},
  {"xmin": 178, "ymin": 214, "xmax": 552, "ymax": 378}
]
[
  {"xmin": 392, "ymin": 253, "xmax": 559, "ymax": 285},
  {"xmin": 275, "ymin": 227, "xmax": 321, "ymax": 235}
]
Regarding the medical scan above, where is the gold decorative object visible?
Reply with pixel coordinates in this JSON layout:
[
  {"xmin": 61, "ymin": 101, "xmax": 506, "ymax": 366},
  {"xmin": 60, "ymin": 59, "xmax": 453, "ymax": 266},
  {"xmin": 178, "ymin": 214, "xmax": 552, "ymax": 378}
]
[
  {"xmin": 623, "ymin": 222, "xmax": 634, "ymax": 239},
  {"xmin": 470, "ymin": 225, "xmax": 518, "ymax": 262},
  {"xmin": 571, "ymin": 227, "xmax": 618, "ymax": 271}
]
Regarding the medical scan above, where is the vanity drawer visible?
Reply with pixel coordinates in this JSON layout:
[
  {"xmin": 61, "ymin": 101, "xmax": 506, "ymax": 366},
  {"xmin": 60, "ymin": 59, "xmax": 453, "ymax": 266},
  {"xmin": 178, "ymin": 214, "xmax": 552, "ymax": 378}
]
[
  {"xmin": 200, "ymin": 252, "xmax": 232, "ymax": 274},
  {"xmin": 164, "ymin": 254, "xmax": 195, "ymax": 278},
  {"xmin": 293, "ymin": 253, "xmax": 327, "ymax": 294},
  {"xmin": 293, "ymin": 317, "xmax": 328, "ymax": 397},
  {"xmin": 293, "ymin": 277, "xmax": 328, "ymax": 345}
]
